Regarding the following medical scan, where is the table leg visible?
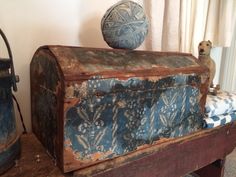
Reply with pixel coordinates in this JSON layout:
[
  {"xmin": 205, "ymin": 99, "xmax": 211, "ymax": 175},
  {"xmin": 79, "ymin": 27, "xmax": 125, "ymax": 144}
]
[{"xmin": 195, "ymin": 159, "xmax": 225, "ymax": 177}]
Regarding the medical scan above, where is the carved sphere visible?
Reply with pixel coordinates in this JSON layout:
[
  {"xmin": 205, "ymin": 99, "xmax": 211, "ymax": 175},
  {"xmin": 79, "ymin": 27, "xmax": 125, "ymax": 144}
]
[{"xmin": 101, "ymin": 0, "xmax": 149, "ymax": 50}]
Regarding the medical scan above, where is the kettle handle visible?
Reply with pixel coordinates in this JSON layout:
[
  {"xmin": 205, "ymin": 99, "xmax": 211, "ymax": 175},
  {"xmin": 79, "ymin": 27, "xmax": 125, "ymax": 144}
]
[{"xmin": 0, "ymin": 29, "xmax": 18, "ymax": 91}]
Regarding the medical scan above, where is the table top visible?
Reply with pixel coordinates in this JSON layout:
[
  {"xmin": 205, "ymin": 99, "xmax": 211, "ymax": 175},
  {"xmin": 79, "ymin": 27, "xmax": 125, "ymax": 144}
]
[
  {"xmin": 2, "ymin": 121, "xmax": 236, "ymax": 177},
  {"xmin": 1, "ymin": 133, "xmax": 67, "ymax": 177}
]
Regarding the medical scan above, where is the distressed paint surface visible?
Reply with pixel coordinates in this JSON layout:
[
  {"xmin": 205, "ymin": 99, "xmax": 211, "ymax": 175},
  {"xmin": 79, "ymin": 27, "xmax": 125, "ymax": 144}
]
[
  {"xmin": 0, "ymin": 138, "xmax": 20, "ymax": 174},
  {"xmin": 49, "ymin": 46, "xmax": 199, "ymax": 77},
  {"xmin": 31, "ymin": 49, "xmax": 61, "ymax": 158},
  {"xmin": 0, "ymin": 78, "xmax": 16, "ymax": 147},
  {"xmin": 64, "ymin": 75, "xmax": 204, "ymax": 163},
  {"xmin": 0, "ymin": 60, "xmax": 20, "ymax": 174},
  {"xmin": 31, "ymin": 46, "xmax": 209, "ymax": 172}
]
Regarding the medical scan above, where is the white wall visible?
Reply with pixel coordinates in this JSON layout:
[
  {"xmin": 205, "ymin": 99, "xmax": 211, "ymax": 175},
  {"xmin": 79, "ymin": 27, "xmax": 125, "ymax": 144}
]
[{"xmin": 0, "ymin": 0, "xmax": 223, "ymax": 133}]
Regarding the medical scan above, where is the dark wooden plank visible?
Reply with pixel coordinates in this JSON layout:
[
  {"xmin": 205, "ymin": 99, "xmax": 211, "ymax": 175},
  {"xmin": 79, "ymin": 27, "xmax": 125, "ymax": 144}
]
[{"xmin": 74, "ymin": 122, "xmax": 236, "ymax": 177}]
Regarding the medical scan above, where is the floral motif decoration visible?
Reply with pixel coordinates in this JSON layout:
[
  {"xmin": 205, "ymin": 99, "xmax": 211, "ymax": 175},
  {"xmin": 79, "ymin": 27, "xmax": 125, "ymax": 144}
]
[{"xmin": 64, "ymin": 75, "xmax": 204, "ymax": 161}]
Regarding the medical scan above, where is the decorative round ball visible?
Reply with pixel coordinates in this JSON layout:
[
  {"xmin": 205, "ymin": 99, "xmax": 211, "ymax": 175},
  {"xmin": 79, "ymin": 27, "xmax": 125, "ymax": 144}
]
[{"xmin": 101, "ymin": 0, "xmax": 149, "ymax": 50}]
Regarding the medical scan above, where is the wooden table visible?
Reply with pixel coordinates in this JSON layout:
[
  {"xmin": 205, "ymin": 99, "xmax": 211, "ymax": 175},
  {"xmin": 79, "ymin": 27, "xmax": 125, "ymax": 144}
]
[{"xmin": 2, "ymin": 122, "xmax": 236, "ymax": 177}]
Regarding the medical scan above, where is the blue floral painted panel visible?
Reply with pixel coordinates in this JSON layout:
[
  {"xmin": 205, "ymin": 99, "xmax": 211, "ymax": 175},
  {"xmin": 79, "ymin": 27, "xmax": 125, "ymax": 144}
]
[{"xmin": 64, "ymin": 75, "xmax": 204, "ymax": 161}]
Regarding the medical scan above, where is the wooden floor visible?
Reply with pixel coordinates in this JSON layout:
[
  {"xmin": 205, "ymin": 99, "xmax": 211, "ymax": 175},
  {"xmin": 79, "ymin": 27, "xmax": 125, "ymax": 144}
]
[
  {"xmin": 0, "ymin": 134, "xmax": 67, "ymax": 177},
  {"xmin": 224, "ymin": 148, "xmax": 236, "ymax": 177},
  {"xmin": 1, "ymin": 122, "xmax": 236, "ymax": 177}
]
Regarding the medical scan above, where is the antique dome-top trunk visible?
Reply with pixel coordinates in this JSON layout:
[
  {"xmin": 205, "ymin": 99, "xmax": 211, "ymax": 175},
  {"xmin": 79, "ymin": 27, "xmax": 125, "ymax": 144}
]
[{"xmin": 30, "ymin": 46, "xmax": 209, "ymax": 173}]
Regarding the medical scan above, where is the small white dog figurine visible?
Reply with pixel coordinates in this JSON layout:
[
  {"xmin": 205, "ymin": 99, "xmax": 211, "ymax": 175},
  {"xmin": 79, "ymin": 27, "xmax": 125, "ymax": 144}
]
[{"xmin": 198, "ymin": 40, "xmax": 216, "ymax": 88}]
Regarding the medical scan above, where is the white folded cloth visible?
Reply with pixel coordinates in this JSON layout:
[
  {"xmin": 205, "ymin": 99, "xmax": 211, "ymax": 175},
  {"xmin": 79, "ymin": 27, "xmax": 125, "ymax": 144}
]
[
  {"xmin": 204, "ymin": 111, "xmax": 236, "ymax": 128},
  {"xmin": 205, "ymin": 91, "xmax": 236, "ymax": 117}
]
